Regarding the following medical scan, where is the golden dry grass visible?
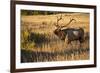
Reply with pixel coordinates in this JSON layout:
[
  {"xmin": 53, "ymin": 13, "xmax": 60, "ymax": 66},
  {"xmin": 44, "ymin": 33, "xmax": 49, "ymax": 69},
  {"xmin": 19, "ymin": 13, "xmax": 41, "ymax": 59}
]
[{"xmin": 21, "ymin": 13, "xmax": 90, "ymax": 62}]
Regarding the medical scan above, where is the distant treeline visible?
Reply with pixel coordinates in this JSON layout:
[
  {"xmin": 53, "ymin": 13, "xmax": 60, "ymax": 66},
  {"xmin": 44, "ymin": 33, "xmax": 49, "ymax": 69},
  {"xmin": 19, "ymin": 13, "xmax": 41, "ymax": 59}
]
[
  {"xmin": 21, "ymin": 10, "xmax": 64, "ymax": 15},
  {"xmin": 21, "ymin": 10, "xmax": 89, "ymax": 15}
]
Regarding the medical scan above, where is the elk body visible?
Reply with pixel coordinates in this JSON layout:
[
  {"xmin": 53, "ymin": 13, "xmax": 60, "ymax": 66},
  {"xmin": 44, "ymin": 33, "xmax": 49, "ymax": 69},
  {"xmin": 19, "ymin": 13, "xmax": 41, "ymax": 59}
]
[
  {"xmin": 54, "ymin": 15, "xmax": 84, "ymax": 44},
  {"xmin": 54, "ymin": 27, "xmax": 84, "ymax": 44}
]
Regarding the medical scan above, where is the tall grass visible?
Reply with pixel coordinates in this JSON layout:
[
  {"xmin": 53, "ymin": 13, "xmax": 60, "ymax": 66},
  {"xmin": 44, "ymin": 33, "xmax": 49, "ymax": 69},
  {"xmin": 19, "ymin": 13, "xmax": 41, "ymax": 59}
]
[
  {"xmin": 21, "ymin": 22, "xmax": 89, "ymax": 63},
  {"xmin": 21, "ymin": 13, "xmax": 90, "ymax": 62}
]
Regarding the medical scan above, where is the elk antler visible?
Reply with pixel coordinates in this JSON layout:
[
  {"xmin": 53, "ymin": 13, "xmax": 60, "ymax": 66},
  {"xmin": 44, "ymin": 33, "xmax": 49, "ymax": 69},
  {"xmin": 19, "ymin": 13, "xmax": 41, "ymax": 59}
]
[
  {"xmin": 54, "ymin": 14, "xmax": 63, "ymax": 28},
  {"xmin": 67, "ymin": 18, "xmax": 76, "ymax": 26},
  {"xmin": 54, "ymin": 14, "xmax": 76, "ymax": 29},
  {"xmin": 60, "ymin": 18, "xmax": 76, "ymax": 28},
  {"xmin": 57, "ymin": 14, "xmax": 62, "ymax": 25}
]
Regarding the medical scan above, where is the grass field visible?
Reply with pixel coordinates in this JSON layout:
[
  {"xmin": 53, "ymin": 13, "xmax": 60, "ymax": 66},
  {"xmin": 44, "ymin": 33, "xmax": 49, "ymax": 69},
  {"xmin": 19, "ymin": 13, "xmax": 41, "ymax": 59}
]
[{"xmin": 21, "ymin": 12, "xmax": 90, "ymax": 63}]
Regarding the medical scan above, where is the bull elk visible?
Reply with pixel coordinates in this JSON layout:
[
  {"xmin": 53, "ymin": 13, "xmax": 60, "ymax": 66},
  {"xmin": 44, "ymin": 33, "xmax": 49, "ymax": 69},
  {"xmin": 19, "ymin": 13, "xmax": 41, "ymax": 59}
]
[{"xmin": 54, "ymin": 15, "xmax": 84, "ymax": 44}]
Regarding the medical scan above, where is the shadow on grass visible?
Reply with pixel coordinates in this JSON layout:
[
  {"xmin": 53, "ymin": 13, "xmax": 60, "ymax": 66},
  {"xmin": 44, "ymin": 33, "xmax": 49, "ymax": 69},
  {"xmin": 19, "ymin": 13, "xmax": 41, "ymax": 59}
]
[
  {"xmin": 21, "ymin": 49, "xmax": 58, "ymax": 63},
  {"xmin": 21, "ymin": 48, "xmax": 89, "ymax": 63},
  {"xmin": 28, "ymin": 32, "xmax": 49, "ymax": 48}
]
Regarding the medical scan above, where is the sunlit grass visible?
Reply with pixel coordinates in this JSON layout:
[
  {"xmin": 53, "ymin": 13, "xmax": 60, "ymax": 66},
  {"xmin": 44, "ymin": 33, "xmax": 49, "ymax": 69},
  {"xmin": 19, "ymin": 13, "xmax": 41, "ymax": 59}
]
[{"xmin": 21, "ymin": 13, "xmax": 90, "ymax": 62}]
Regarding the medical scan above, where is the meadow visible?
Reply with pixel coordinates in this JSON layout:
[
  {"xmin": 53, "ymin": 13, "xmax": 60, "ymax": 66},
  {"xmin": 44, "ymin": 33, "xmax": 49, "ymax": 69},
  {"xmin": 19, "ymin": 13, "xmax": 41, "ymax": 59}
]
[{"xmin": 21, "ymin": 12, "xmax": 90, "ymax": 63}]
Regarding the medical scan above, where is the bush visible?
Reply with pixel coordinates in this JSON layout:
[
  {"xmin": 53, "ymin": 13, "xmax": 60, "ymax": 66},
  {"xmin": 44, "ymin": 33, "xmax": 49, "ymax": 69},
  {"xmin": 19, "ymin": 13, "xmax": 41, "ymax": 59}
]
[{"xmin": 21, "ymin": 25, "xmax": 48, "ymax": 49}]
